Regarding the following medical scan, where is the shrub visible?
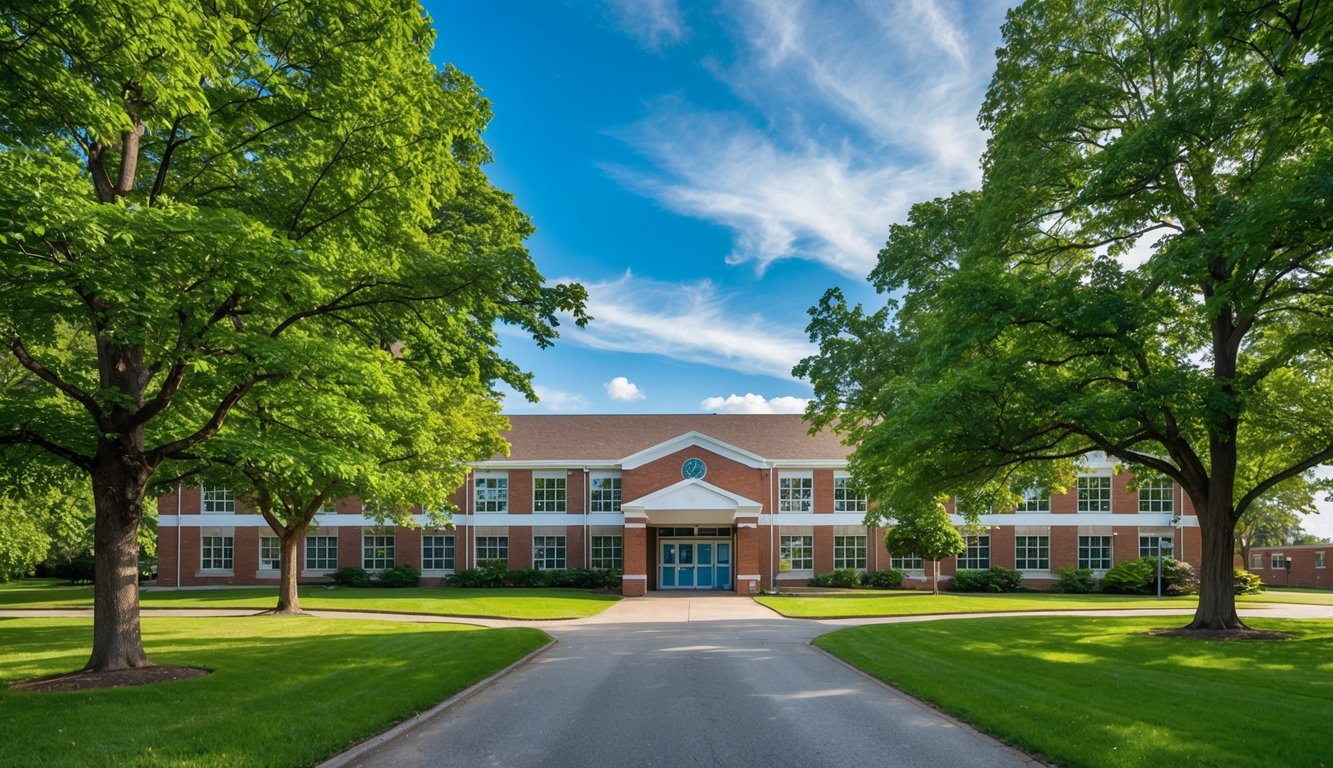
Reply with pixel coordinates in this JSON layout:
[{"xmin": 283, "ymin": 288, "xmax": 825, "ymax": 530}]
[
  {"xmin": 330, "ymin": 566, "xmax": 372, "ymax": 588},
  {"xmin": 814, "ymin": 568, "xmax": 862, "ymax": 588},
  {"xmin": 378, "ymin": 564, "xmax": 421, "ymax": 588},
  {"xmin": 952, "ymin": 566, "xmax": 1023, "ymax": 593},
  {"xmin": 1057, "ymin": 567, "xmax": 1097, "ymax": 593},
  {"xmin": 505, "ymin": 568, "xmax": 545, "ymax": 588},
  {"xmin": 448, "ymin": 566, "xmax": 504, "ymax": 588},
  {"xmin": 1234, "ymin": 568, "xmax": 1264, "ymax": 595},
  {"xmin": 53, "ymin": 555, "xmax": 96, "ymax": 584},
  {"xmin": 808, "ymin": 571, "xmax": 834, "ymax": 587},
  {"xmin": 862, "ymin": 568, "xmax": 905, "ymax": 589},
  {"xmin": 1102, "ymin": 557, "xmax": 1198, "ymax": 595}
]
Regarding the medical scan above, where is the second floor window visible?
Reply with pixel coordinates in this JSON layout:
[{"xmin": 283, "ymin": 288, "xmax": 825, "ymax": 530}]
[
  {"xmin": 779, "ymin": 476, "xmax": 813, "ymax": 513},
  {"xmin": 474, "ymin": 474, "xmax": 508, "ymax": 513},
  {"xmin": 533, "ymin": 475, "xmax": 567, "ymax": 513}
]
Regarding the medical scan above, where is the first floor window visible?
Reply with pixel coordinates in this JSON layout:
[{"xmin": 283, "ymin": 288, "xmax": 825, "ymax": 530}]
[
  {"xmin": 590, "ymin": 536, "xmax": 623, "ymax": 569},
  {"xmin": 422, "ymin": 535, "xmax": 455, "ymax": 571},
  {"xmin": 1250, "ymin": 553, "xmax": 1264, "ymax": 570},
  {"xmin": 476, "ymin": 536, "xmax": 508, "ymax": 565},
  {"xmin": 305, "ymin": 535, "xmax": 337, "ymax": 571},
  {"xmin": 1271, "ymin": 553, "xmax": 1285, "ymax": 570},
  {"xmin": 1316, "ymin": 551, "xmax": 1327, "ymax": 569},
  {"xmin": 1078, "ymin": 535, "xmax": 1112, "ymax": 570},
  {"xmin": 363, "ymin": 533, "xmax": 395, "ymax": 571},
  {"xmin": 780, "ymin": 535, "xmax": 813, "ymax": 571},
  {"xmin": 259, "ymin": 536, "xmax": 281, "ymax": 570},
  {"xmin": 533, "ymin": 536, "xmax": 566, "ymax": 570},
  {"xmin": 201, "ymin": 535, "xmax": 234, "ymax": 570},
  {"xmin": 1141, "ymin": 536, "xmax": 1168, "ymax": 558},
  {"xmin": 834, "ymin": 535, "xmax": 867, "ymax": 570},
  {"xmin": 958, "ymin": 535, "xmax": 991, "ymax": 570},
  {"xmin": 1015, "ymin": 535, "xmax": 1050, "ymax": 571},
  {"xmin": 891, "ymin": 551, "xmax": 924, "ymax": 571}
]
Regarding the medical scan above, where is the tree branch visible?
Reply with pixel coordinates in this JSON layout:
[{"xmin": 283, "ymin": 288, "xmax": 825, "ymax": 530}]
[{"xmin": 9, "ymin": 337, "xmax": 111, "ymax": 430}]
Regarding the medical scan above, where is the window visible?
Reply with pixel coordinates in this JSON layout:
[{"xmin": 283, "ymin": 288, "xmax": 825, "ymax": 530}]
[
  {"xmin": 533, "ymin": 475, "xmax": 567, "ymax": 513},
  {"xmin": 590, "ymin": 474, "xmax": 622, "ymax": 513},
  {"xmin": 1140, "ymin": 536, "xmax": 1167, "ymax": 558},
  {"xmin": 1078, "ymin": 535, "xmax": 1112, "ymax": 570},
  {"xmin": 958, "ymin": 535, "xmax": 991, "ymax": 570},
  {"xmin": 1015, "ymin": 535, "xmax": 1050, "ymax": 571},
  {"xmin": 200, "ymin": 535, "xmax": 233, "ymax": 570},
  {"xmin": 1250, "ymin": 553, "xmax": 1264, "ymax": 570},
  {"xmin": 305, "ymin": 535, "xmax": 337, "ymax": 571},
  {"xmin": 780, "ymin": 535, "xmax": 813, "ymax": 571},
  {"xmin": 778, "ymin": 475, "xmax": 813, "ymax": 512},
  {"xmin": 1139, "ymin": 478, "xmax": 1174, "ymax": 513},
  {"xmin": 201, "ymin": 486, "xmax": 235, "ymax": 514},
  {"xmin": 834, "ymin": 477, "xmax": 867, "ymax": 513},
  {"xmin": 363, "ymin": 533, "xmax": 395, "ymax": 571},
  {"xmin": 834, "ymin": 535, "xmax": 867, "ymax": 570},
  {"xmin": 476, "ymin": 536, "xmax": 508, "ymax": 564},
  {"xmin": 1317, "ymin": 551, "xmax": 1327, "ymax": 569},
  {"xmin": 259, "ymin": 536, "xmax": 281, "ymax": 570},
  {"xmin": 1271, "ymin": 553, "xmax": 1284, "ymax": 570},
  {"xmin": 590, "ymin": 536, "xmax": 623, "ymax": 569},
  {"xmin": 422, "ymin": 535, "xmax": 455, "ymax": 571},
  {"xmin": 1077, "ymin": 476, "xmax": 1111, "ymax": 513},
  {"xmin": 1015, "ymin": 489, "xmax": 1050, "ymax": 513},
  {"xmin": 891, "ymin": 551, "xmax": 923, "ymax": 571},
  {"xmin": 533, "ymin": 536, "xmax": 566, "ymax": 569},
  {"xmin": 474, "ymin": 474, "xmax": 508, "ymax": 513}
]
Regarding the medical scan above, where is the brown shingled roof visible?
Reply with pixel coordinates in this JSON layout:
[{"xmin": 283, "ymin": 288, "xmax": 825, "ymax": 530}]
[{"xmin": 497, "ymin": 414, "xmax": 852, "ymax": 462}]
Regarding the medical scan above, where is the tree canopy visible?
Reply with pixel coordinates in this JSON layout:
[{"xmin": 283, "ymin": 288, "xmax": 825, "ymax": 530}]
[
  {"xmin": 0, "ymin": 0, "xmax": 585, "ymax": 670},
  {"xmin": 798, "ymin": 0, "xmax": 1332, "ymax": 630},
  {"xmin": 884, "ymin": 505, "xmax": 966, "ymax": 595}
]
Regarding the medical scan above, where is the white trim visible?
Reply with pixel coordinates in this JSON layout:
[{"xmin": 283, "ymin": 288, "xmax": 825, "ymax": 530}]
[
  {"xmin": 620, "ymin": 431, "xmax": 769, "ymax": 469},
  {"xmin": 770, "ymin": 459, "xmax": 847, "ymax": 469},
  {"xmin": 625, "ymin": 523, "xmax": 646, "ymax": 529},
  {"xmin": 777, "ymin": 469, "xmax": 813, "ymax": 479},
  {"xmin": 622, "ymin": 478, "xmax": 763, "ymax": 515},
  {"xmin": 759, "ymin": 513, "xmax": 866, "ymax": 525},
  {"xmin": 736, "ymin": 574, "xmax": 761, "ymax": 580},
  {"xmin": 621, "ymin": 574, "xmax": 648, "ymax": 581},
  {"xmin": 471, "ymin": 459, "xmax": 622, "ymax": 469}
]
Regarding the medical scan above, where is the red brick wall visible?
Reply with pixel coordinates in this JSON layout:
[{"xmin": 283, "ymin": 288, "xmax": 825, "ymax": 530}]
[
  {"xmin": 1050, "ymin": 484, "xmax": 1076, "ymax": 514},
  {"xmin": 1249, "ymin": 546, "xmax": 1332, "ymax": 588},
  {"xmin": 623, "ymin": 448, "xmax": 768, "ymax": 508},
  {"xmin": 813, "ymin": 470, "xmax": 834, "ymax": 513},
  {"xmin": 1051, "ymin": 527, "xmax": 1078, "ymax": 571},
  {"xmin": 396, "ymin": 526, "xmax": 422, "ymax": 570},
  {"xmin": 509, "ymin": 470, "xmax": 532, "ymax": 514},
  {"xmin": 813, "ymin": 528, "xmax": 834, "ymax": 573},
  {"xmin": 1112, "ymin": 473, "xmax": 1137, "ymax": 515},
  {"xmin": 566, "ymin": 525, "xmax": 586, "ymax": 568},
  {"xmin": 735, "ymin": 522, "xmax": 759, "ymax": 594},
  {"xmin": 567, "ymin": 471, "xmax": 586, "ymax": 514},
  {"xmin": 509, "ymin": 527, "xmax": 532, "ymax": 569},
  {"xmin": 623, "ymin": 525, "xmax": 647, "ymax": 596},
  {"xmin": 339, "ymin": 527, "xmax": 361, "ymax": 570}
]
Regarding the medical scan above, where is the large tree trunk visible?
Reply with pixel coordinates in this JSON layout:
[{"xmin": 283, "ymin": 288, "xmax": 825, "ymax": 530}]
[
  {"xmin": 275, "ymin": 525, "xmax": 307, "ymax": 614},
  {"xmin": 86, "ymin": 446, "xmax": 153, "ymax": 671},
  {"xmin": 1186, "ymin": 502, "xmax": 1243, "ymax": 630}
]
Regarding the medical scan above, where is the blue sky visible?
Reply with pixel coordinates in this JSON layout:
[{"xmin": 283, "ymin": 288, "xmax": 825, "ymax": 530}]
[{"xmin": 424, "ymin": 0, "xmax": 1012, "ymax": 414}]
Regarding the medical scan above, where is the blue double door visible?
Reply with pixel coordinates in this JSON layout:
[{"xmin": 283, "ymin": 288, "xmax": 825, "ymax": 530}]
[{"xmin": 659, "ymin": 540, "xmax": 732, "ymax": 590}]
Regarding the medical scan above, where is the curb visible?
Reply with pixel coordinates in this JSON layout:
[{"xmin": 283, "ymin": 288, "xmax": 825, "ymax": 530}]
[{"xmin": 316, "ymin": 637, "xmax": 557, "ymax": 768}]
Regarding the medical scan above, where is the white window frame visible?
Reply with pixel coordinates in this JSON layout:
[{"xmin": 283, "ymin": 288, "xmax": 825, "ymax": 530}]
[
  {"xmin": 1250, "ymin": 553, "xmax": 1264, "ymax": 570},
  {"xmin": 200, "ymin": 535, "xmax": 234, "ymax": 571},
  {"xmin": 833, "ymin": 476, "xmax": 867, "ymax": 513},
  {"xmin": 533, "ymin": 473, "xmax": 567, "ymax": 513},
  {"xmin": 1138, "ymin": 478, "xmax": 1174, "ymax": 513},
  {"xmin": 258, "ymin": 535, "xmax": 281, "ymax": 571},
  {"xmin": 1316, "ymin": 551, "xmax": 1326, "ymax": 569},
  {"xmin": 362, "ymin": 533, "xmax": 395, "ymax": 571},
  {"xmin": 1015, "ymin": 535, "xmax": 1050, "ymax": 571},
  {"xmin": 1140, "ymin": 535, "xmax": 1165, "ymax": 558},
  {"xmin": 1015, "ymin": 489, "xmax": 1050, "ymax": 513},
  {"xmin": 778, "ymin": 473, "xmax": 813, "ymax": 513},
  {"xmin": 958, "ymin": 535, "xmax": 991, "ymax": 570},
  {"xmin": 476, "ymin": 536, "xmax": 508, "ymax": 565},
  {"xmin": 833, "ymin": 535, "xmax": 867, "ymax": 570},
  {"xmin": 891, "ymin": 551, "xmax": 924, "ymax": 571},
  {"xmin": 1077, "ymin": 476, "xmax": 1112, "ymax": 513},
  {"xmin": 590, "ymin": 473, "xmax": 622, "ymax": 513},
  {"xmin": 421, "ymin": 534, "xmax": 455, "ymax": 572},
  {"xmin": 1077, "ymin": 535, "xmax": 1113, "ymax": 570},
  {"xmin": 1271, "ymin": 553, "xmax": 1284, "ymax": 569},
  {"xmin": 474, "ymin": 472, "xmax": 509, "ymax": 514},
  {"xmin": 779, "ymin": 535, "xmax": 813, "ymax": 571},
  {"xmin": 201, "ymin": 486, "xmax": 235, "ymax": 514},
  {"xmin": 533, "ymin": 535, "xmax": 567, "ymax": 570},
  {"xmin": 590, "ymin": 535, "xmax": 622, "ymax": 569},
  {"xmin": 305, "ymin": 535, "xmax": 338, "ymax": 571}
]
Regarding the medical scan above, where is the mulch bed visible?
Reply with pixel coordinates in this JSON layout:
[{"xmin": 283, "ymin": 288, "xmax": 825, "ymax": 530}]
[
  {"xmin": 10, "ymin": 665, "xmax": 210, "ymax": 692},
  {"xmin": 1146, "ymin": 627, "xmax": 1291, "ymax": 641}
]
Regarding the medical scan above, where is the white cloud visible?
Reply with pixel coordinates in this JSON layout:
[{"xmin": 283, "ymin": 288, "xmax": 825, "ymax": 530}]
[
  {"xmin": 605, "ymin": 376, "xmax": 647, "ymax": 401},
  {"xmin": 700, "ymin": 393, "xmax": 810, "ymax": 414},
  {"xmin": 515, "ymin": 385, "xmax": 589, "ymax": 413},
  {"xmin": 604, "ymin": 0, "xmax": 687, "ymax": 50},
  {"xmin": 559, "ymin": 271, "xmax": 814, "ymax": 380},
  {"xmin": 606, "ymin": 0, "xmax": 1008, "ymax": 276}
]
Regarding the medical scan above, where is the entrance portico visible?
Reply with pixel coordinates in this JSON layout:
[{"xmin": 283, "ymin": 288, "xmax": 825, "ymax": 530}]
[{"xmin": 620, "ymin": 479, "xmax": 763, "ymax": 596}]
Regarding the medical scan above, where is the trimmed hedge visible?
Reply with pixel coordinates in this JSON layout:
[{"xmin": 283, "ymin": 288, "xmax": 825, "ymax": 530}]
[
  {"xmin": 1056, "ymin": 567, "xmax": 1098, "ymax": 593},
  {"xmin": 447, "ymin": 563, "xmax": 622, "ymax": 590},
  {"xmin": 330, "ymin": 566, "xmax": 373, "ymax": 588},
  {"xmin": 378, "ymin": 564, "xmax": 421, "ymax": 588},
  {"xmin": 862, "ymin": 568, "xmax": 905, "ymax": 589},
  {"xmin": 1102, "ymin": 557, "xmax": 1198, "ymax": 595},
  {"xmin": 951, "ymin": 566, "xmax": 1023, "ymax": 593}
]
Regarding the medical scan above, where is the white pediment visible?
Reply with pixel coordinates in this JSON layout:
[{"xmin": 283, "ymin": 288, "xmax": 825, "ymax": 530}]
[
  {"xmin": 621, "ymin": 478, "xmax": 763, "ymax": 518},
  {"xmin": 619, "ymin": 431, "xmax": 767, "ymax": 470}
]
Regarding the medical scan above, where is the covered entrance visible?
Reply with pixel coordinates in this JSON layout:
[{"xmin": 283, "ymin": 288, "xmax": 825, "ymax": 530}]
[{"xmin": 658, "ymin": 530, "xmax": 732, "ymax": 590}]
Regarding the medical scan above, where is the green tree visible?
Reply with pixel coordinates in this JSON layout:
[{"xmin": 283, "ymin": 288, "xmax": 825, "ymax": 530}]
[
  {"xmin": 884, "ymin": 505, "xmax": 966, "ymax": 595},
  {"xmin": 1234, "ymin": 479, "xmax": 1319, "ymax": 568},
  {"xmin": 0, "ymin": 0, "xmax": 585, "ymax": 671},
  {"xmin": 799, "ymin": 1, "xmax": 1332, "ymax": 630}
]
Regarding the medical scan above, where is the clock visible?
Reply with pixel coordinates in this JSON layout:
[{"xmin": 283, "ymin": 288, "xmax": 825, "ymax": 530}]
[{"xmin": 682, "ymin": 457, "xmax": 707, "ymax": 480}]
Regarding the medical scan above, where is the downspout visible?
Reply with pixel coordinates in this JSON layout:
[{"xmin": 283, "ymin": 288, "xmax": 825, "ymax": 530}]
[
  {"xmin": 583, "ymin": 467, "xmax": 590, "ymax": 568},
  {"xmin": 175, "ymin": 482, "xmax": 182, "ymax": 589},
  {"xmin": 768, "ymin": 465, "xmax": 775, "ymax": 590},
  {"xmin": 465, "ymin": 470, "xmax": 472, "ymax": 570}
]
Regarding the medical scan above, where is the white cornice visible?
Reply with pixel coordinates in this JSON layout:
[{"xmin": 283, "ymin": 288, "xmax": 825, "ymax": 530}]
[{"xmin": 620, "ymin": 431, "xmax": 769, "ymax": 469}]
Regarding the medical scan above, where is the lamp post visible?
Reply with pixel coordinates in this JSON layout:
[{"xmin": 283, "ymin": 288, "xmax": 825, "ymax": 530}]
[{"xmin": 1156, "ymin": 536, "xmax": 1174, "ymax": 600}]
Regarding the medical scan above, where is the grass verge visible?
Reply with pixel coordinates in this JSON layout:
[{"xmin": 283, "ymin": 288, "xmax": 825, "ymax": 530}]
[
  {"xmin": 814, "ymin": 617, "xmax": 1333, "ymax": 768},
  {"xmin": 0, "ymin": 580, "xmax": 619, "ymax": 619},
  {"xmin": 0, "ymin": 616, "xmax": 547, "ymax": 768}
]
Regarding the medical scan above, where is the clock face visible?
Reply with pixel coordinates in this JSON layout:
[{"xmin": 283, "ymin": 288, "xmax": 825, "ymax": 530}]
[{"xmin": 681, "ymin": 457, "xmax": 707, "ymax": 480}]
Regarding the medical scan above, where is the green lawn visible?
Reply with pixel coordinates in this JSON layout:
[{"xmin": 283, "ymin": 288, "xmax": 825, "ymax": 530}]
[
  {"xmin": 0, "ymin": 580, "xmax": 620, "ymax": 619},
  {"xmin": 0, "ymin": 616, "xmax": 547, "ymax": 768},
  {"xmin": 815, "ymin": 617, "xmax": 1333, "ymax": 768}
]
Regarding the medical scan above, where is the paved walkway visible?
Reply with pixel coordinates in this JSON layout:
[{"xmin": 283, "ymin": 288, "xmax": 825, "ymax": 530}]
[{"xmin": 6, "ymin": 599, "xmax": 1327, "ymax": 768}]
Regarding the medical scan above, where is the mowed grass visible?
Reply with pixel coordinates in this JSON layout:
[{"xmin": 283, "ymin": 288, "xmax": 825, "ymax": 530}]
[
  {"xmin": 0, "ymin": 616, "xmax": 548, "ymax": 768},
  {"xmin": 0, "ymin": 580, "xmax": 620, "ymax": 619},
  {"xmin": 815, "ymin": 617, "xmax": 1333, "ymax": 768}
]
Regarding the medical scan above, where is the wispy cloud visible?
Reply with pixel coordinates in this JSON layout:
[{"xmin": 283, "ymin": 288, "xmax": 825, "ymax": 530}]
[
  {"xmin": 503, "ymin": 384, "xmax": 590, "ymax": 413},
  {"xmin": 701, "ymin": 393, "xmax": 809, "ymax": 414},
  {"xmin": 604, "ymin": 0, "xmax": 687, "ymax": 50},
  {"xmin": 606, "ymin": 0, "xmax": 1007, "ymax": 276},
  {"xmin": 605, "ymin": 376, "xmax": 647, "ymax": 401},
  {"xmin": 559, "ymin": 271, "xmax": 814, "ymax": 380}
]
